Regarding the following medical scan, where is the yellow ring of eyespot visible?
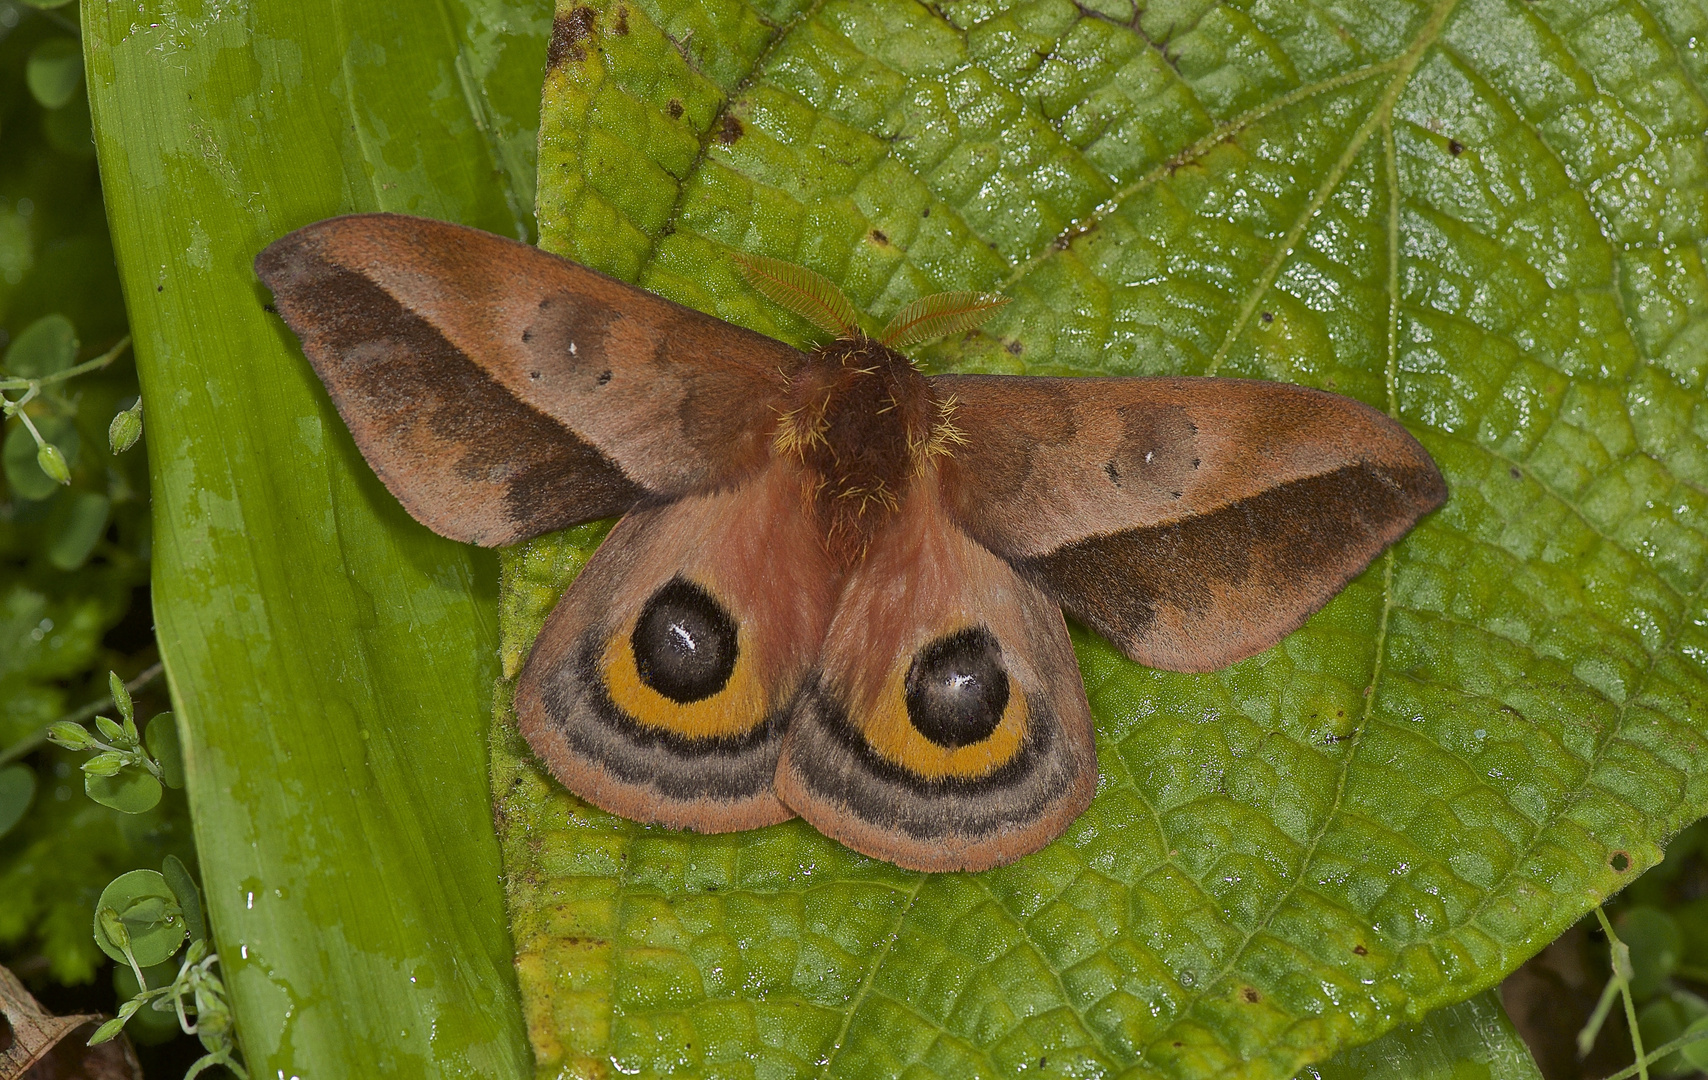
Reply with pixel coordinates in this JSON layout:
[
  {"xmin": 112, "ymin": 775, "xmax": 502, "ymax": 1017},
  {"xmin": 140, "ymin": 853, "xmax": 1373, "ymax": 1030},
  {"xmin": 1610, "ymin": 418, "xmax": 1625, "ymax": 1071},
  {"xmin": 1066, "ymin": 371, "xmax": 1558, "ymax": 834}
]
[
  {"xmin": 599, "ymin": 617, "xmax": 768, "ymax": 740},
  {"xmin": 858, "ymin": 664, "xmax": 1029, "ymax": 781}
]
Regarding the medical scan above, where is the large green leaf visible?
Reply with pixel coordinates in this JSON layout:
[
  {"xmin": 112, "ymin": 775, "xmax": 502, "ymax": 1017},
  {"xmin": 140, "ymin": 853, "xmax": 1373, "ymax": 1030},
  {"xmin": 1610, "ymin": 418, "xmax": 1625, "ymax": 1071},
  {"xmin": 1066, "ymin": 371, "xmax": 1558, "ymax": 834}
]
[
  {"xmin": 497, "ymin": 0, "xmax": 1708, "ymax": 1077},
  {"xmin": 83, "ymin": 0, "xmax": 553, "ymax": 1075}
]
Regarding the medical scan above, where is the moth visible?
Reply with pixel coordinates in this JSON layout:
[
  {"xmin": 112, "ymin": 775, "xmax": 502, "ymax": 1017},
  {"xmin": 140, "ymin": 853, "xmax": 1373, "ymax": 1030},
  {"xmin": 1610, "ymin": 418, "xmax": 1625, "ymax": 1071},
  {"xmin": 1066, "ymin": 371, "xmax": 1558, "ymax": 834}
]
[{"xmin": 256, "ymin": 213, "xmax": 1446, "ymax": 873}]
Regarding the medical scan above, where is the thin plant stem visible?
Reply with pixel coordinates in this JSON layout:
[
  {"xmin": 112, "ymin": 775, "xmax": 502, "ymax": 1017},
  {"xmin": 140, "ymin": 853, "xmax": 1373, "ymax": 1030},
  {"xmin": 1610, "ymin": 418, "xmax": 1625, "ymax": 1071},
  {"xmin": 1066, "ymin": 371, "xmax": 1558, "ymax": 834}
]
[
  {"xmin": 1593, "ymin": 906, "xmax": 1650, "ymax": 1080},
  {"xmin": 1599, "ymin": 1025, "xmax": 1708, "ymax": 1080},
  {"xmin": 0, "ymin": 335, "xmax": 132, "ymax": 392},
  {"xmin": 0, "ymin": 661, "xmax": 164, "ymax": 768}
]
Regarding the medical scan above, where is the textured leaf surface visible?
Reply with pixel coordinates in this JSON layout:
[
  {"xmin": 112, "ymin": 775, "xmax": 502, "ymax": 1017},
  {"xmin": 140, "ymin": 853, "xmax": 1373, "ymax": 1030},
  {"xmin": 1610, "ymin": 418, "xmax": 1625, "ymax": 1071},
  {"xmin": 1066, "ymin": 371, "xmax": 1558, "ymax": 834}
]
[
  {"xmin": 497, "ymin": 0, "xmax": 1708, "ymax": 1077},
  {"xmin": 1304, "ymin": 991, "xmax": 1541, "ymax": 1079},
  {"xmin": 84, "ymin": 0, "xmax": 553, "ymax": 1075}
]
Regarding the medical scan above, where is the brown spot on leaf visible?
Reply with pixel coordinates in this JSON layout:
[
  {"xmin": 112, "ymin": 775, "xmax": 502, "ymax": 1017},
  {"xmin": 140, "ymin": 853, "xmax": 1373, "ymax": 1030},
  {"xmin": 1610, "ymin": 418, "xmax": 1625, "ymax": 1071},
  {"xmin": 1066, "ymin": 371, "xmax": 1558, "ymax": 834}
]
[
  {"xmin": 1354, "ymin": 944, "xmax": 1368, "ymax": 956},
  {"xmin": 614, "ymin": 6, "xmax": 628, "ymax": 33},
  {"xmin": 718, "ymin": 113, "xmax": 744, "ymax": 144},
  {"xmin": 667, "ymin": 98, "xmax": 684, "ymax": 119},
  {"xmin": 870, "ymin": 228, "xmax": 889, "ymax": 245},
  {"xmin": 547, "ymin": 6, "xmax": 597, "ymax": 67},
  {"xmin": 1260, "ymin": 311, "xmax": 1273, "ymax": 323},
  {"xmin": 1240, "ymin": 987, "xmax": 1260, "ymax": 1003},
  {"xmin": 1006, "ymin": 340, "xmax": 1024, "ymax": 356},
  {"xmin": 1448, "ymin": 139, "xmax": 1464, "ymax": 156}
]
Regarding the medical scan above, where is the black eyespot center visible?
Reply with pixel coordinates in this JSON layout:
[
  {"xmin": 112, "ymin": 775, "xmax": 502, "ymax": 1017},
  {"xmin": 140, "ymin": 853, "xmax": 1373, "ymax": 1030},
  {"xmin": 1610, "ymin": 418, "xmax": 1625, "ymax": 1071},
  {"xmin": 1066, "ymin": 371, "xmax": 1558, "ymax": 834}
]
[
  {"xmin": 631, "ymin": 578, "xmax": 738, "ymax": 704},
  {"xmin": 904, "ymin": 627, "xmax": 1010, "ymax": 748}
]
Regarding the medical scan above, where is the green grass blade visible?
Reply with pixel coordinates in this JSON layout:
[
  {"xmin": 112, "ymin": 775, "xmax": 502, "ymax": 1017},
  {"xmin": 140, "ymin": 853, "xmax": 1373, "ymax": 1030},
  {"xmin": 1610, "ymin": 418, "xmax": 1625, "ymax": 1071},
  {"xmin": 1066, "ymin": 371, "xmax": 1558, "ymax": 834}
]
[{"xmin": 82, "ymin": 0, "xmax": 550, "ymax": 1074}]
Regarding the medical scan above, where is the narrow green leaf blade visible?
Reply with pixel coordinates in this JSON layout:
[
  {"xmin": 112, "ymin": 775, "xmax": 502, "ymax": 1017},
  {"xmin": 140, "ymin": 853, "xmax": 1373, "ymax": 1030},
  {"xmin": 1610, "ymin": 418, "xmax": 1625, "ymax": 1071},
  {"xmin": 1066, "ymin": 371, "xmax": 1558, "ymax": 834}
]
[
  {"xmin": 84, "ymin": 0, "xmax": 551, "ymax": 1074},
  {"xmin": 144, "ymin": 712, "xmax": 184, "ymax": 790},
  {"xmin": 161, "ymin": 853, "xmax": 206, "ymax": 945}
]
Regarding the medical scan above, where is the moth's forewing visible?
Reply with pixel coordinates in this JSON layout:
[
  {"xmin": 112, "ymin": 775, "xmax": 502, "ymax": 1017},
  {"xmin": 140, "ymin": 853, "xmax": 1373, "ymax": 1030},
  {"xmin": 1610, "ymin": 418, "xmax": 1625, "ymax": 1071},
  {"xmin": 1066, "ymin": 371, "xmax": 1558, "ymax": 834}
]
[
  {"xmin": 776, "ymin": 470, "xmax": 1097, "ymax": 872},
  {"xmin": 936, "ymin": 375, "xmax": 1447, "ymax": 672},
  {"xmin": 255, "ymin": 213, "xmax": 802, "ymax": 546},
  {"xmin": 515, "ymin": 462, "xmax": 840, "ymax": 832}
]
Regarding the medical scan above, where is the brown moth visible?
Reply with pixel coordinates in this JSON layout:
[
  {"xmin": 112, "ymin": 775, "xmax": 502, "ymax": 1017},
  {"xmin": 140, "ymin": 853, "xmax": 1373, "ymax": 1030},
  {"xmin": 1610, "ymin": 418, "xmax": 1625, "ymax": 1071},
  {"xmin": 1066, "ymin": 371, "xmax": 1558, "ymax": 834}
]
[{"xmin": 255, "ymin": 213, "xmax": 1446, "ymax": 873}]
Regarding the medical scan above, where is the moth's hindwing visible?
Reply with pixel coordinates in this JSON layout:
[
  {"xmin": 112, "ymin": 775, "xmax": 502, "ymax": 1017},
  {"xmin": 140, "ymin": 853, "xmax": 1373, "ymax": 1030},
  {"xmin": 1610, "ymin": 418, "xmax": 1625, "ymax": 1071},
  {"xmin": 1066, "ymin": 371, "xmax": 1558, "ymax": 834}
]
[
  {"xmin": 775, "ymin": 470, "xmax": 1097, "ymax": 872},
  {"xmin": 515, "ymin": 463, "xmax": 840, "ymax": 831}
]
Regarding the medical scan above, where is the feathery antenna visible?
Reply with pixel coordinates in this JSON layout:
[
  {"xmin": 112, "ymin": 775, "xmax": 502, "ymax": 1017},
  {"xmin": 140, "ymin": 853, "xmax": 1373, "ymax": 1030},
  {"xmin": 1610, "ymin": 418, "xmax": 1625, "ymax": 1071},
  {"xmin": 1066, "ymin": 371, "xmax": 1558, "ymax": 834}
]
[
  {"xmin": 735, "ymin": 254, "xmax": 860, "ymax": 339},
  {"xmin": 879, "ymin": 291, "xmax": 1009, "ymax": 348}
]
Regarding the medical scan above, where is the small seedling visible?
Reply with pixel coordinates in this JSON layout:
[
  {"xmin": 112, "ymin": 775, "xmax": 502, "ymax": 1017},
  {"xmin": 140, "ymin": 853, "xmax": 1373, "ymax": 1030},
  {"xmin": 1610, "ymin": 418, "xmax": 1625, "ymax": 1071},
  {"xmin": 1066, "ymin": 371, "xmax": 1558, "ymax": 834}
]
[
  {"xmin": 46, "ymin": 671, "xmax": 182, "ymax": 813},
  {"xmin": 87, "ymin": 857, "xmax": 246, "ymax": 1079}
]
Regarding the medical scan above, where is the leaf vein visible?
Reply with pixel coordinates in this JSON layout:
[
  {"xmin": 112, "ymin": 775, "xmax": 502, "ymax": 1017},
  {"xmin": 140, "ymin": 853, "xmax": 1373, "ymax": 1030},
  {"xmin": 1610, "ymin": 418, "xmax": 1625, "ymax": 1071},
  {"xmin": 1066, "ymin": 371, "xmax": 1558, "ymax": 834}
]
[
  {"xmin": 818, "ymin": 872, "xmax": 926, "ymax": 1079},
  {"xmin": 999, "ymin": 58, "xmax": 1400, "ymax": 296},
  {"xmin": 965, "ymin": 874, "xmax": 1120, "ymax": 1070},
  {"xmin": 636, "ymin": 0, "xmax": 835, "ymax": 279},
  {"xmin": 1203, "ymin": 0, "xmax": 1462, "ymax": 375},
  {"xmin": 1449, "ymin": 565, "xmax": 1708, "ymax": 934}
]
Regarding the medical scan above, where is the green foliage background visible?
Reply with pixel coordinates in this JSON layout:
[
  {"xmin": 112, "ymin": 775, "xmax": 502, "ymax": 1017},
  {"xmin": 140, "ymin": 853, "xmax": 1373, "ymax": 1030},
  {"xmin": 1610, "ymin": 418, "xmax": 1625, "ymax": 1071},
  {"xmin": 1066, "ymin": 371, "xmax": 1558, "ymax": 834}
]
[
  {"xmin": 53, "ymin": 0, "xmax": 1708, "ymax": 1077},
  {"xmin": 0, "ymin": 0, "xmax": 190, "ymax": 994}
]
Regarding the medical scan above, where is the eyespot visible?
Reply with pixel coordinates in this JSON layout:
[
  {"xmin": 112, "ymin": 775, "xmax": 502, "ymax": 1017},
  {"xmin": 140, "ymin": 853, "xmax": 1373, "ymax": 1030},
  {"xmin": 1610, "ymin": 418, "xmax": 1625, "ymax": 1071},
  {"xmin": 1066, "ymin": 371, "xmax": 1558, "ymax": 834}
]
[
  {"xmin": 904, "ymin": 627, "xmax": 1009, "ymax": 748},
  {"xmin": 631, "ymin": 578, "xmax": 738, "ymax": 704}
]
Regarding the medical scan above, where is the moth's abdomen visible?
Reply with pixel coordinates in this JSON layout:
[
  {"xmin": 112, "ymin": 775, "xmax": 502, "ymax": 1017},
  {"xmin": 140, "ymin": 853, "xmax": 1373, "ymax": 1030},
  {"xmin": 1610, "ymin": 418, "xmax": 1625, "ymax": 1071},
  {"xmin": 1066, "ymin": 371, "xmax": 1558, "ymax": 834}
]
[{"xmin": 775, "ymin": 470, "xmax": 1097, "ymax": 872}]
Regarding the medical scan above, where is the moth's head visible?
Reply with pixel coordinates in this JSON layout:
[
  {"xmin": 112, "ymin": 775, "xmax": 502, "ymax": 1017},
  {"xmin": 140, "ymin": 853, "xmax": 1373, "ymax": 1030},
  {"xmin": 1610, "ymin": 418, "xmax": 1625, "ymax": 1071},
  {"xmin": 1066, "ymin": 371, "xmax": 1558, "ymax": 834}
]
[{"xmin": 734, "ymin": 253, "xmax": 1008, "ymax": 355}]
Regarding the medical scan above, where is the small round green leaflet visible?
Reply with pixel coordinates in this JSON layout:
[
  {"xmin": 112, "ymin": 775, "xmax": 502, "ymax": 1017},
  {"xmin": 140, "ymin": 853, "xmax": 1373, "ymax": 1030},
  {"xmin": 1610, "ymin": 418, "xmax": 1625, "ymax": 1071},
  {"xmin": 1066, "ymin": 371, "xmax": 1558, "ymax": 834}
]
[
  {"xmin": 94, "ymin": 869, "xmax": 187, "ymax": 969},
  {"xmin": 1684, "ymin": 1017, "xmax": 1708, "ymax": 1071},
  {"xmin": 47, "ymin": 490, "xmax": 111, "ymax": 570},
  {"xmin": 147, "ymin": 713, "xmax": 185, "ymax": 791},
  {"xmin": 1623, "ymin": 907, "xmax": 1687, "ymax": 1000},
  {"xmin": 86, "ymin": 767, "xmax": 163, "ymax": 814},
  {"xmin": 1, "ymin": 313, "xmax": 78, "ymax": 377},
  {"xmin": 25, "ymin": 37, "xmax": 83, "ymax": 110},
  {"xmin": 0, "ymin": 763, "xmax": 36, "ymax": 838},
  {"xmin": 3, "ymin": 415, "xmax": 79, "ymax": 499}
]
